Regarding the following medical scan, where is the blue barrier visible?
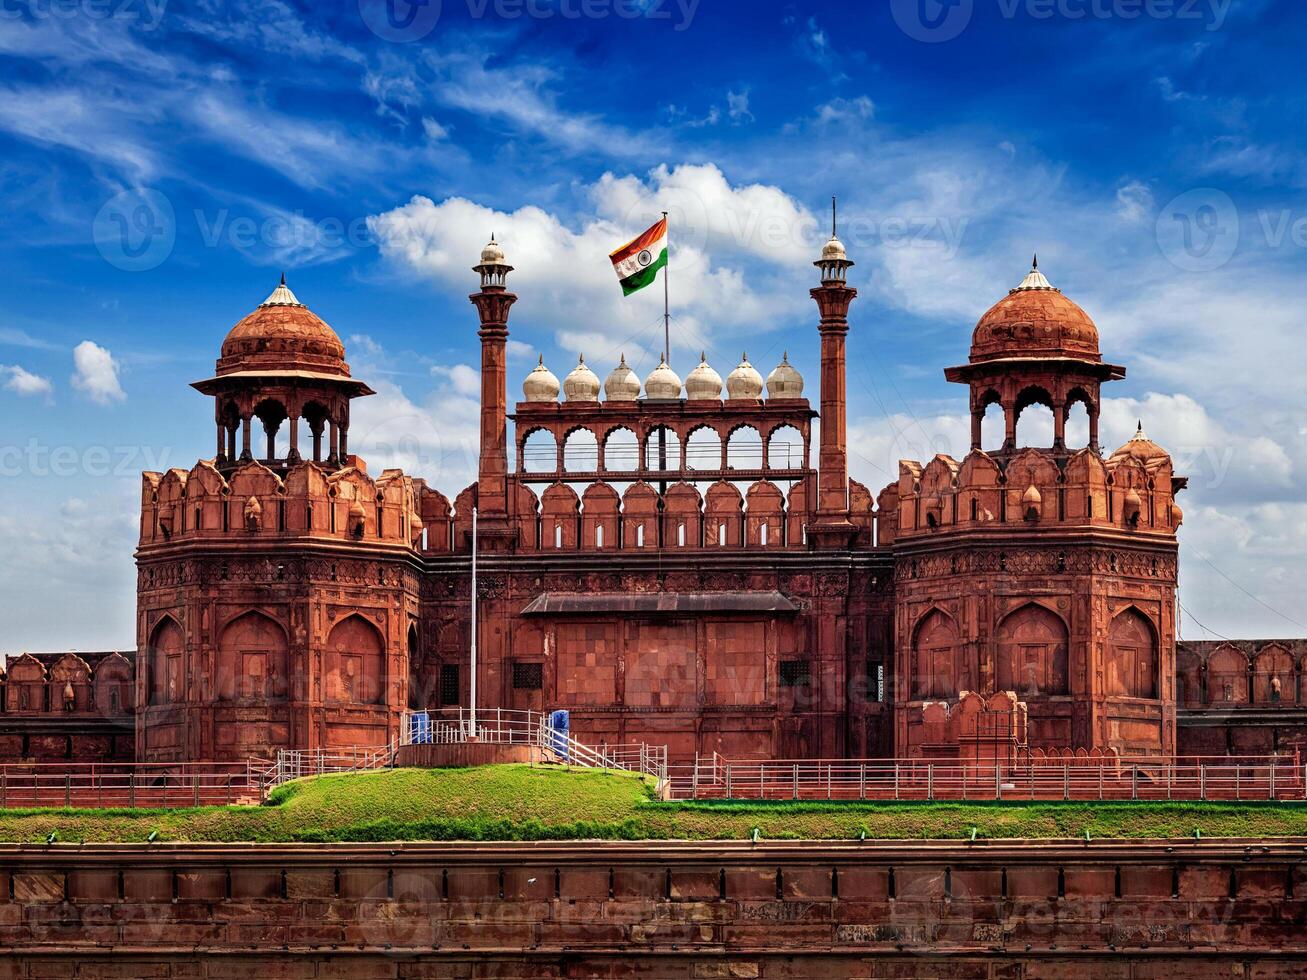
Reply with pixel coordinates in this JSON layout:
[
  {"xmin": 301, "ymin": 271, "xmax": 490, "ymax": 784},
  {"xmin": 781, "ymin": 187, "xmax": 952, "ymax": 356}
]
[
  {"xmin": 409, "ymin": 711, "xmax": 432, "ymax": 745},
  {"xmin": 548, "ymin": 709, "xmax": 570, "ymax": 760}
]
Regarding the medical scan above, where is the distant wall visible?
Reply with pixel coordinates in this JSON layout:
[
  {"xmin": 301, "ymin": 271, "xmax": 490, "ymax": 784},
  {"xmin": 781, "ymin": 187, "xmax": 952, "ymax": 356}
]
[{"xmin": 1, "ymin": 840, "xmax": 1305, "ymax": 975}]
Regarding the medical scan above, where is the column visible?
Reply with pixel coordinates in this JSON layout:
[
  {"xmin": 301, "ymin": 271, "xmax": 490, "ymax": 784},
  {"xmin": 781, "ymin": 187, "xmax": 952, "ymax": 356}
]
[
  {"xmin": 240, "ymin": 416, "xmax": 252, "ymax": 461},
  {"xmin": 288, "ymin": 414, "xmax": 301, "ymax": 462},
  {"xmin": 808, "ymin": 278, "xmax": 857, "ymax": 548},
  {"xmin": 469, "ymin": 279, "xmax": 518, "ymax": 548}
]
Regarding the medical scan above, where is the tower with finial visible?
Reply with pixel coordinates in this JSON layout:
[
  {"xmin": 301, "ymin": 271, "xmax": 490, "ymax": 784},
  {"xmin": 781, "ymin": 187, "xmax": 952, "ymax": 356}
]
[
  {"xmin": 808, "ymin": 196, "xmax": 858, "ymax": 548},
  {"xmin": 469, "ymin": 235, "xmax": 517, "ymax": 548}
]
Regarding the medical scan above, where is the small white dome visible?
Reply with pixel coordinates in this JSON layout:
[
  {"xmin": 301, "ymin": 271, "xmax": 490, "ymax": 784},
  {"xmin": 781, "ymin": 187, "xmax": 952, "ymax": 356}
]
[
  {"xmin": 726, "ymin": 352, "xmax": 764, "ymax": 400},
  {"xmin": 685, "ymin": 352, "xmax": 723, "ymax": 400},
  {"xmin": 480, "ymin": 237, "xmax": 506, "ymax": 265},
  {"xmin": 820, "ymin": 236, "xmax": 847, "ymax": 262},
  {"xmin": 644, "ymin": 359, "xmax": 683, "ymax": 400},
  {"xmin": 765, "ymin": 352, "xmax": 804, "ymax": 399},
  {"xmin": 562, "ymin": 355, "xmax": 600, "ymax": 402},
  {"xmin": 604, "ymin": 354, "xmax": 641, "ymax": 401},
  {"xmin": 522, "ymin": 355, "xmax": 560, "ymax": 403}
]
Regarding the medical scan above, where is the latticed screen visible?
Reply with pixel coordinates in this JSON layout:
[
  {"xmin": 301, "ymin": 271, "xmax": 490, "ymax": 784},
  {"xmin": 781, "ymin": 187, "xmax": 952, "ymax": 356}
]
[
  {"xmin": 512, "ymin": 662, "xmax": 543, "ymax": 690},
  {"xmin": 780, "ymin": 660, "xmax": 811, "ymax": 688},
  {"xmin": 439, "ymin": 664, "xmax": 459, "ymax": 706}
]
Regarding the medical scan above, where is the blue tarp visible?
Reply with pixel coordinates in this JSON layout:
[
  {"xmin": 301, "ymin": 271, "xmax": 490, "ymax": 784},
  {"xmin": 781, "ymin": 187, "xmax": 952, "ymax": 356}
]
[
  {"xmin": 409, "ymin": 711, "xmax": 432, "ymax": 745},
  {"xmin": 548, "ymin": 709, "xmax": 570, "ymax": 760}
]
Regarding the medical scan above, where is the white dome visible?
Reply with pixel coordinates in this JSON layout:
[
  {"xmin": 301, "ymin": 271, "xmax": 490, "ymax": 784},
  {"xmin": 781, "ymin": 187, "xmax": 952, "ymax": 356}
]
[
  {"xmin": 766, "ymin": 352, "xmax": 804, "ymax": 399},
  {"xmin": 685, "ymin": 352, "xmax": 723, "ymax": 401},
  {"xmin": 603, "ymin": 354, "xmax": 641, "ymax": 401},
  {"xmin": 820, "ymin": 236, "xmax": 847, "ymax": 262},
  {"xmin": 562, "ymin": 355, "xmax": 600, "ymax": 402},
  {"xmin": 726, "ymin": 352, "xmax": 763, "ymax": 400},
  {"xmin": 644, "ymin": 359, "xmax": 683, "ymax": 400},
  {"xmin": 522, "ymin": 355, "xmax": 559, "ymax": 403},
  {"xmin": 480, "ymin": 237, "xmax": 506, "ymax": 265}
]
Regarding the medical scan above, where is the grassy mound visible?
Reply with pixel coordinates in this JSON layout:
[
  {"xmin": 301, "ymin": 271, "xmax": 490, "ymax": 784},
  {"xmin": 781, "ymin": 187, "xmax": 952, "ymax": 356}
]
[{"xmin": 0, "ymin": 765, "xmax": 1305, "ymax": 843}]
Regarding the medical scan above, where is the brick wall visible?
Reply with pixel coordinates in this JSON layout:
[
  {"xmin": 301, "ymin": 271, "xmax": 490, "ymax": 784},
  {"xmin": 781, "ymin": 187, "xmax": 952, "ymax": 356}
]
[{"xmin": 1, "ymin": 840, "xmax": 1305, "ymax": 976}]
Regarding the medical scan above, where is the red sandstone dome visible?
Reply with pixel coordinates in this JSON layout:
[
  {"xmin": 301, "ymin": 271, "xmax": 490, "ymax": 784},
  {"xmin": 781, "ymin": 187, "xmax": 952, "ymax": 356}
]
[
  {"xmin": 1109, "ymin": 422, "xmax": 1170, "ymax": 464},
  {"xmin": 970, "ymin": 259, "xmax": 1100, "ymax": 364},
  {"xmin": 215, "ymin": 277, "xmax": 351, "ymax": 378}
]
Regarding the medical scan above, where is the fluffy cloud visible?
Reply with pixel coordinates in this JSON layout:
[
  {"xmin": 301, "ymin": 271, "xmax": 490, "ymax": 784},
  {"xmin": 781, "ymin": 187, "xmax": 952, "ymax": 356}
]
[
  {"xmin": 70, "ymin": 341, "xmax": 125, "ymax": 404},
  {"xmin": 2, "ymin": 365, "xmax": 53, "ymax": 399},
  {"xmin": 368, "ymin": 163, "xmax": 818, "ymax": 366}
]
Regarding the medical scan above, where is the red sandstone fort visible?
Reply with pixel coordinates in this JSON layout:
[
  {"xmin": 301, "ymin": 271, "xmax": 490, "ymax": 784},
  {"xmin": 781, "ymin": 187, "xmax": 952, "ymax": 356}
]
[{"xmin": 2, "ymin": 233, "xmax": 1302, "ymax": 767}]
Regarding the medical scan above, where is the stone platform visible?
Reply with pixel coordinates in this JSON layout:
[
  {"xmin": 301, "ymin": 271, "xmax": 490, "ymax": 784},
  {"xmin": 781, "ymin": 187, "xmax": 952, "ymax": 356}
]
[{"xmin": 392, "ymin": 741, "xmax": 544, "ymax": 768}]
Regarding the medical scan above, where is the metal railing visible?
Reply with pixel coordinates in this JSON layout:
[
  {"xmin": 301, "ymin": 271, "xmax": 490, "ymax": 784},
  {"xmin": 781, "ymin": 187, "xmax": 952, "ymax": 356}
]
[
  {"xmin": 403, "ymin": 708, "xmax": 669, "ymax": 791},
  {"xmin": 667, "ymin": 754, "xmax": 1307, "ymax": 802},
  {"xmin": 259, "ymin": 739, "xmax": 400, "ymax": 796},
  {"xmin": 0, "ymin": 761, "xmax": 261, "ymax": 809}
]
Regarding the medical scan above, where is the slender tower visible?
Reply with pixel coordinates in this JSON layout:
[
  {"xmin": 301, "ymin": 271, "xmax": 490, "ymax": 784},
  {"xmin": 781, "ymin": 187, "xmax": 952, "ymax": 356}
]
[
  {"xmin": 808, "ymin": 201, "xmax": 858, "ymax": 549},
  {"xmin": 469, "ymin": 237, "xmax": 517, "ymax": 550}
]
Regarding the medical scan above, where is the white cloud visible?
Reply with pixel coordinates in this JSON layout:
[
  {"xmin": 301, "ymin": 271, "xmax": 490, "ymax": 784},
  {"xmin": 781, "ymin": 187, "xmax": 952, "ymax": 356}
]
[
  {"xmin": 367, "ymin": 163, "xmax": 818, "ymax": 364},
  {"xmin": 2, "ymin": 365, "xmax": 53, "ymax": 399},
  {"xmin": 726, "ymin": 90, "xmax": 754, "ymax": 124},
  {"xmin": 432, "ymin": 363, "xmax": 481, "ymax": 399},
  {"xmin": 1115, "ymin": 180, "xmax": 1154, "ymax": 224},
  {"xmin": 421, "ymin": 117, "xmax": 449, "ymax": 141},
  {"xmin": 813, "ymin": 96, "xmax": 875, "ymax": 127},
  {"xmin": 70, "ymin": 341, "xmax": 125, "ymax": 404}
]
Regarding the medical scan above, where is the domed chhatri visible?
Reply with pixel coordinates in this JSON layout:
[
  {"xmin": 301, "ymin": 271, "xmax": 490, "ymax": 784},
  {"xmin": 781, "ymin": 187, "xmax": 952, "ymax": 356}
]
[
  {"xmin": 217, "ymin": 276, "xmax": 350, "ymax": 378},
  {"xmin": 1110, "ymin": 421, "xmax": 1169, "ymax": 465},
  {"xmin": 766, "ymin": 352, "xmax": 804, "ymax": 399},
  {"xmin": 644, "ymin": 359, "xmax": 683, "ymax": 400},
  {"xmin": 970, "ymin": 257, "xmax": 1100, "ymax": 364},
  {"xmin": 726, "ymin": 353, "xmax": 764, "ymax": 400},
  {"xmin": 604, "ymin": 354, "xmax": 641, "ymax": 402},
  {"xmin": 562, "ymin": 355, "xmax": 601, "ymax": 402},
  {"xmin": 522, "ymin": 355, "xmax": 560, "ymax": 403},
  {"xmin": 685, "ymin": 352, "xmax": 723, "ymax": 401},
  {"xmin": 480, "ymin": 236, "xmax": 506, "ymax": 266}
]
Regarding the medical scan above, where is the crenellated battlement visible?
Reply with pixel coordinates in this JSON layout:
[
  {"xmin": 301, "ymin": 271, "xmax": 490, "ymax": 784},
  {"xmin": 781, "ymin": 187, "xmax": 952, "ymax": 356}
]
[
  {"xmin": 139, "ymin": 458, "xmax": 429, "ymax": 552},
  {"xmin": 895, "ymin": 440, "xmax": 1183, "ymax": 541}
]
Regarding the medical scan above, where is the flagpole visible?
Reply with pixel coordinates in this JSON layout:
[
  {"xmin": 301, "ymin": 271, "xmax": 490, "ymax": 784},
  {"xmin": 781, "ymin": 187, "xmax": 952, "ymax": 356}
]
[
  {"xmin": 662, "ymin": 210, "xmax": 670, "ymax": 363},
  {"xmin": 469, "ymin": 505, "xmax": 477, "ymax": 740}
]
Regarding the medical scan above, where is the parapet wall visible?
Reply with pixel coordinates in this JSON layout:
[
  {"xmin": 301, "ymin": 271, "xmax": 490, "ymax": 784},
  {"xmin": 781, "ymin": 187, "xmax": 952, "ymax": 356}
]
[{"xmin": 1, "ymin": 839, "xmax": 1305, "ymax": 976}]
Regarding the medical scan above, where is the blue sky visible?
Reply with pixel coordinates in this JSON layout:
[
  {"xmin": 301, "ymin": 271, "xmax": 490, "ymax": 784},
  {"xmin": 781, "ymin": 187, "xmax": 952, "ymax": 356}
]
[{"xmin": 1, "ymin": 0, "xmax": 1304, "ymax": 649}]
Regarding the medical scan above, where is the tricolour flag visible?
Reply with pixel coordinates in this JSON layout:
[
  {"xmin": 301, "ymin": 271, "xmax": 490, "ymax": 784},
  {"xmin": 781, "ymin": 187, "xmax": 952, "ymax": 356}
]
[{"xmin": 609, "ymin": 217, "xmax": 668, "ymax": 296}]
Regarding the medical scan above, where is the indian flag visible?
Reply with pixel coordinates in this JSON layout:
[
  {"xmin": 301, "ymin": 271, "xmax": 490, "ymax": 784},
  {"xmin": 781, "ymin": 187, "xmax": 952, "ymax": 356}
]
[{"xmin": 609, "ymin": 217, "xmax": 668, "ymax": 296}]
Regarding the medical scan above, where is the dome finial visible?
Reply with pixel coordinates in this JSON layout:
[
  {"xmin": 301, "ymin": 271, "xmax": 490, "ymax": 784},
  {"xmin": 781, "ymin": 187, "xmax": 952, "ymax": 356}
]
[
  {"xmin": 1013, "ymin": 257, "xmax": 1054, "ymax": 292},
  {"xmin": 1133, "ymin": 419, "xmax": 1147, "ymax": 440},
  {"xmin": 831, "ymin": 195, "xmax": 837, "ymax": 239},
  {"xmin": 1032, "ymin": 253, "xmax": 1038, "ymax": 270},
  {"xmin": 280, "ymin": 271, "xmax": 286, "ymax": 286}
]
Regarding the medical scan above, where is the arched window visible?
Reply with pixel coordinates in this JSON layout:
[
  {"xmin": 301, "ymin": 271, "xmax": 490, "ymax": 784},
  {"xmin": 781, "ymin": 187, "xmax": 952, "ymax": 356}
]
[
  {"xmin": 978, "ymin": 390, "xmax": 1003, "ymax": 451},
  {"xmin": 685, "ymin": 426, "xmax": 722, "ymax": 471},
  {"xmin": 596, "ymin": 525, "xmax": 605, "ymax": 548},
  {"xmin": 1014, "ymin": 387, "xmax": 1054, "ymax": 448},
  {"xmin": 148, "ymin": 617, "xmax": 184, "ymax": 706},
  {"xmin": 636, "ymin": 524, "xmax": 645, "ymax": 547},
  {"xmin": 1207, "ymin": 645, "xmax": 1249, "ymax": 704},
  {"xmin": 217, "ymin": 612, "xmax": 288, "ymax": 702},
  {"xmin": 602, "ymin": 427, "xmax": 639, "ymax": 472},
  {"xmin": 912, "ymin": 610, "xmax": 960, "ymax": 700},
  {"xmin": 726, "ymin": 426, "xmax": 763, "ymax": 470},
  {"xmin": 325, "ymin": 615, "xmax": 385, "ymax": 705},
  {"xmin": 1064, "ymin": 389, "xmax": 1093, "ymax": 448},
  {"xmin": 1106, "ymin": 609, "xmax": 1157, "ymax": 698},
  {"xmin": 522, "ymin": 429, "xmax": 558, "ymax": 473},
  {"xmin": 562, "ymin": 429, "xmax": 598, "ymax": 472},
  {"xmin": 644, "ymin": 427, "xmax": 681, "ymax": 471},
  {"xmin": 767, "ymin": 425, "xmax": 804, "ymax": 470},
  {"xmin": 996, "ymin": 605, "xmax": 1069, "ymax": 696}
]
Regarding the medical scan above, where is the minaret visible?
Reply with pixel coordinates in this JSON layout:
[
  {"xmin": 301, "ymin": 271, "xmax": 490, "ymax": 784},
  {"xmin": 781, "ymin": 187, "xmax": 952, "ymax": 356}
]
[
  {"xmin": 469, "ymin": 237, "xmax": 516, "ymax": 549},
  {"xmin": 808, "ymin": 200, "xmax": 858, "ymax": 549}
]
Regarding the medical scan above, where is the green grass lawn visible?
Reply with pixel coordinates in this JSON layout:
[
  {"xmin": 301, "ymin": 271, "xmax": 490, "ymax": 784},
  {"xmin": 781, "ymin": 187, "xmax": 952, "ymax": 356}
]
[{"xmin": 0, "ymin": 765, "xmax": 1305, "ymax": 844}]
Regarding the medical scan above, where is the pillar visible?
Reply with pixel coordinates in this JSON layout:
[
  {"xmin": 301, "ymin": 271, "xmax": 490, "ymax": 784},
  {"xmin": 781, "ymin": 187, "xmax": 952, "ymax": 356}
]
[
  {"xmin": 469, "ymin": 263, "xmax": 518, "ymax": 549},
  {"xmin": 809, "ymin": 267, "xmax": 857, "ymax": 549},
  {"xmin": 288, "ymin": 414, "xmax": 300, "ymax": 462},
  {"xmin": 240, "ymin": 416, "xmax": 252, "ymax": 461}
]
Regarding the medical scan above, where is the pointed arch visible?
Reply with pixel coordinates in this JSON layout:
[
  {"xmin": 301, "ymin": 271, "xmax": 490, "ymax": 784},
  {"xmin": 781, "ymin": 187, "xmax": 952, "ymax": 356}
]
[
  {"xmin": 912, "ymin": 608, "xmax": 961, "ymax": 700},
  {"xmin": 148, "ymin": 615, "xmax": 185, "ymax": 707},
  {"xmin": 1106, "ymin": 607, "xmax": 1158, "ymax": 699},
  {"xmin": 995, "ymin": 603, "xmax": 1068, "ymax": 696},
  {"xmin": 217, "ymin": 610, "xmax": 288, "ymax": 702},
  {"xmin": 325, "ymin": 614, "xmax": 386, "ymax": 705}
]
